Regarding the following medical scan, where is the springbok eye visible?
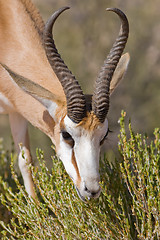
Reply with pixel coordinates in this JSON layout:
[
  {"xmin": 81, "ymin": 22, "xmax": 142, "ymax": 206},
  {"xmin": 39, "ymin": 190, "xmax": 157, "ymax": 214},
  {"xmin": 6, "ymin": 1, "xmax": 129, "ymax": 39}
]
[
  {"xmin": 100, "ymin": 128, "xmax": 110, "ymax": 145},
  {"xmin": 62, "ymin": 131, "xmax": 72, "ymax": 140},
  {"xmin": 61, "ymin": 131, "xmax": 75, "ymax": 148}
]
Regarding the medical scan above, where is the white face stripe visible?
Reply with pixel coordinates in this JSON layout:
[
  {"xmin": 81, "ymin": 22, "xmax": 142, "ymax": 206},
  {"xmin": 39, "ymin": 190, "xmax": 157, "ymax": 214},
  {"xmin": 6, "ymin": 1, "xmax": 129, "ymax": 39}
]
[
  {"xmin": 64, "ymin": 115, "xmax": 108, "ymax": 140},
  {"xmin": 57, "ymin": 133, "xmax": 78, "ymax": 184},
  {"xmin": 57, "ymin": 115, "xmax": 108, "ymax": 198}
]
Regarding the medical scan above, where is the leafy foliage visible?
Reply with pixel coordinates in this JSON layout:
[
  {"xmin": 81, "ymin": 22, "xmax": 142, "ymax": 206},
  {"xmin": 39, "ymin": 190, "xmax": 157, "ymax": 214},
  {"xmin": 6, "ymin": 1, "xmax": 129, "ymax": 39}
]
[
  {"xmin": 0, "ymin": 112, "xmax": 160, "ymax": 239},
  {"xmin": 119, "ymin": 111, "xmax": 160, "ymax": 239}
]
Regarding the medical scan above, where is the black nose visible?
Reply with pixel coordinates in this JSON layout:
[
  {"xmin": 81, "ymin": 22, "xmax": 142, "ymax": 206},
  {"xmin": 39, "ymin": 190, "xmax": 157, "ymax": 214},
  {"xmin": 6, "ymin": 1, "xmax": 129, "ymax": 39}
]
[
  {"xmin": 84, "ymin": 185, "xmax": 100, "ymax": 197},
  {"xmin": 91, "ymin": 191, "xmax": 98, "ymax": 197}
]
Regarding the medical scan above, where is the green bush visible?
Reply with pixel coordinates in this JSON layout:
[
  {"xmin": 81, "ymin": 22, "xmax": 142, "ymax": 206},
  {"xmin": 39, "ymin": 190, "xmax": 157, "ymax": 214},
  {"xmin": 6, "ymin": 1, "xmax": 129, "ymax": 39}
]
[{"xmin": 0, "ymin": 111, "xmax": 159, "ymax": 239}]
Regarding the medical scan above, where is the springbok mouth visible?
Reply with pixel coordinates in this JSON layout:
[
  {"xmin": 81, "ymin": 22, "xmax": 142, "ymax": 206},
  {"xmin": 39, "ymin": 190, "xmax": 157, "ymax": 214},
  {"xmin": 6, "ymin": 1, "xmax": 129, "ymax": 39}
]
[
  {"xmin": 75, "ymin": 186, "xmax": 88, "ymax": 202},
  {"xmin": 75, "ymin": 185, "xmax": 101, "ymax": 202}
]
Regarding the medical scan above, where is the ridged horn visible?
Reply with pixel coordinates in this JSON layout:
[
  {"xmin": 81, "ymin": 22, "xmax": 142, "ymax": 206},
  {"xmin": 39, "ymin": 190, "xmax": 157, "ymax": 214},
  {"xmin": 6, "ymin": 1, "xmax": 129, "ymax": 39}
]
[
  {"xmin": 43, "ymin": 7, "xmax": 86, "ymax": 124},
  {"xmin": 92, "ymin": 8, "xmax": 129, "ymax": 123}
]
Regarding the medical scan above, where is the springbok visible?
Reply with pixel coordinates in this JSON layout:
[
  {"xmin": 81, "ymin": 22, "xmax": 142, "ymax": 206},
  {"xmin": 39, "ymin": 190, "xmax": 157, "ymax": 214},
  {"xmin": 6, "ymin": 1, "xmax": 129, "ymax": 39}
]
[{"xmin": 0, "ymin": 0, "xmax": 129, "ymax": 201}]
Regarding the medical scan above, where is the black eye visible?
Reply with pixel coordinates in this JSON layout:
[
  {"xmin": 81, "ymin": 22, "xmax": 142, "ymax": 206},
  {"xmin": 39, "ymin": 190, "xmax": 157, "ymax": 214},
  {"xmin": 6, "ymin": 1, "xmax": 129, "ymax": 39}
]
[
  {"xmin": 100, "ymin": 128, "xmax": 111, "ymax": 145},
  {"xmin": 61, "ymin": 131, "xmax": 75, "ymax": 148},
  {"xmin": 62, "ymin": 131, "xmax": 72, "ymax": 140}
]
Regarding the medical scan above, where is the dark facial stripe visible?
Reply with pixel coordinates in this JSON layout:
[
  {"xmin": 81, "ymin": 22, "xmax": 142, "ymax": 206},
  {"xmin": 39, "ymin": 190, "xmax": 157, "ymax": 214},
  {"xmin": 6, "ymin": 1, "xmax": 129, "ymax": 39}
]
[{"xmin": 72, "ymin": 150, "xmax": 81, "ymax": 187}]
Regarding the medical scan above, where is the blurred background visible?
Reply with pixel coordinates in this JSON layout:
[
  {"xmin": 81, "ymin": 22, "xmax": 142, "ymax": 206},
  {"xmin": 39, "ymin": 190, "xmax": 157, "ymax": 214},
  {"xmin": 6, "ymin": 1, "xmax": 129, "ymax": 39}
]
[{"xmin": 0, "ymin": 0, "xmax": 160, "ymax": 160}]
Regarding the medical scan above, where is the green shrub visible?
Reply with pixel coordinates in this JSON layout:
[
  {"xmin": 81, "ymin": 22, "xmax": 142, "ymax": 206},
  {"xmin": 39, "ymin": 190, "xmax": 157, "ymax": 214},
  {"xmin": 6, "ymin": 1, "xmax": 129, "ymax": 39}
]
[
  {"xmin": 0, "ymin": 111, "xmax": 159, "ymax": 239},
  {"xmin": 0, "ymin": 138, "xmax": 17, "ymax": 236}
]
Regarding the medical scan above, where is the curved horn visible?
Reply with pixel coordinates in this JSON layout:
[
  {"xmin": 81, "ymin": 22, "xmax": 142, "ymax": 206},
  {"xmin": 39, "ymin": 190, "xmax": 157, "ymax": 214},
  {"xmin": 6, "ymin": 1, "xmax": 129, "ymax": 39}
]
[
  {"xmin": 43, "ymin": 7, "xmax": 86, "ymax": 124},
  {"xmin": 92, "ymin": 8, "xmax": 129, "ymax": 123}
]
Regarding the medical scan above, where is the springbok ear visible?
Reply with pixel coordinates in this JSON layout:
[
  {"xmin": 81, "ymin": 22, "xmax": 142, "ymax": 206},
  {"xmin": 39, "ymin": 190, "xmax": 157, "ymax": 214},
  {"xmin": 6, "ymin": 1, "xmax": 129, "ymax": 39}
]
[
  {"xmin": 1, "ymin": 64, "xmax": 63, "ymax": 118},
  {"xmin": 110, "ymin": 52, "xmax": 130, "ymax": 95}
]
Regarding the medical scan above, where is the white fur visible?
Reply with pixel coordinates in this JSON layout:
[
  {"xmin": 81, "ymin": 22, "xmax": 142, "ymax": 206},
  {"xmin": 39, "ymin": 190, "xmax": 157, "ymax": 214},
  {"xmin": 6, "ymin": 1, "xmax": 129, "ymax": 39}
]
[
  {"xmin": 47, "ymin": 101, "xmax": 58, "ymax": 121},
  {"xmin": 59, "ymin": 115, "xmax": 108, "ymax": 198},
  {"xmin": 9, "ymin": 112, "xmax": 36, "ymax": 199},
  {"xmin": 0, "ymin": 92, "xmax": 14, "ymax": 113},
  {"xmin": 57, "ymin": 139, "xmax": 78, "ymax": 183},
  {"xmin": 18, "ymin": 145, "xmax": 35, "ymax": 197}
]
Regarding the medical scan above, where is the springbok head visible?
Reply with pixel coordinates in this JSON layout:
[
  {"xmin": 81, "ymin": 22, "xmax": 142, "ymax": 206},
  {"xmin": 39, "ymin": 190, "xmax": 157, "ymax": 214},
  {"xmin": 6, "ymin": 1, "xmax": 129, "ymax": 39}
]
[{"xmin": 3, "ymin": 7, "xmax": 129, "ymax": 201}]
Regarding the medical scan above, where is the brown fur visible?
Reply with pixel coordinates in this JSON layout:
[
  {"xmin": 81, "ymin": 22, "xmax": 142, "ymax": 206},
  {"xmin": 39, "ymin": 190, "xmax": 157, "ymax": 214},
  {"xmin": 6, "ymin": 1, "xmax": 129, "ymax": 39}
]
[
  {"xmin": 56, "ymin": 105, "xmax": 67, "ymax": 123},
  {"xmin": 20, "ymin": 0, "xmax": 44, "ymax": 38},
  {"xmin": 0, "ymin": 0, "xmax": 65, "ymax": 136},
  {"xmin": 78, "ymin": 111, "xmax": 101, "ymax": 131},
  {"xmin": 72, "ymin": 150, "xmax": 81, "ymax": 187}
]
